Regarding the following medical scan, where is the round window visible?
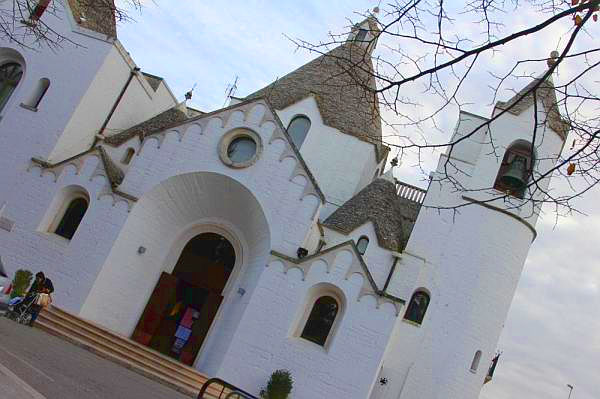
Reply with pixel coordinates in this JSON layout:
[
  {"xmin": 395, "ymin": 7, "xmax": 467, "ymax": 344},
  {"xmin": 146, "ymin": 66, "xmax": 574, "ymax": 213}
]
[
  {"xmin": 227, "ymin": 136, "xmax": 256, "ymax": 163},
  {"xmin": 219, "ymin": 128, "xmax": 263, "ymax": 168}
]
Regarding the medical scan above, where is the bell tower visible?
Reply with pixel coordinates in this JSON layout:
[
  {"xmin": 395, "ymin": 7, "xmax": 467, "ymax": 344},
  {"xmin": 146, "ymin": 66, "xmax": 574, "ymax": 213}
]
[{"xmin": 375, "ymin": 68, "xmax": 567, "ymax": 399}]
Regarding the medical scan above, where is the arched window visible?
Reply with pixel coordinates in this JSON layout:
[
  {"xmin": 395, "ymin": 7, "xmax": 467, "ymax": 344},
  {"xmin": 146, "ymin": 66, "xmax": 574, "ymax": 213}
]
[
  {"xmin": 54, "ymin": 197, "xmax": 88, "ymax": 240},
  {"xmin": 404, "ymin": 290, "xmax": 430, "ymax": 325},
  {"xmin": 0, "ymin": 62, "xmax": 23, "ymax": 112},
  {"xmin": 471, "ymin": 350, "xmax": 482, "ymax": 372},
  {"xmin": 24, "ymin": 78, "xmax": 50, "ymax": 109},
  {"xmin": 301, "ymin": 295, "xmax": 339, "ymax": 346},
  {"xmin": 287, "ymin": 115, "xmax": 311, "ymax": 149},
  {"xmin": 122, "ymin": 148, "xmax": 135, "ymax": 165},
  {"xmin": 356, "ymin": 236, "xmax": 369, "ymax": 255},
  {"xmin": 493, "ymin": 141, "xmax": 534, "ymax": 199}
]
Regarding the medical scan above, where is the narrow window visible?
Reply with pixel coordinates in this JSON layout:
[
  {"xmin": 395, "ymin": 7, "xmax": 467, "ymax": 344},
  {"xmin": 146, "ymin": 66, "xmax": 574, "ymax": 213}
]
[
  {"xmin": 493, "ymin": 141, "xmax": 534, "ymax": 199},
  {"xmin": 355, "ymin": 28, "xmax": 368, "ymax": 42},
  {"xmin": 122, "ymin": 148, "xmax": 135, "ymax": 165},
  {"xmin": 471, "ymin": 350, "xmax": 482, "ymax": 372},
  {"xmin": 404, "ymin": 290, "xmax": 430, "ymax": 325},
  {"xmin": 287, "ymin": 115, "xmax": 311, "ymax": 149},
  {"xmin": 0, "ymin": 62, "xmax": 23, "ymax": 112},
  {"xmin": 24, "ymin": 78, "xmax": 50, "ymax": 109},
  {"xmin": 356, "ymin": 236, "xmax": 369, "ymax": 255},
  {"xmin": 301, "ymin": 295, "xmax": 339, "ymax": 346},
  {"xmin": 54, "ymin": 197, "xmax": 88, "ymax": 240},
  {"xmin": 29, "ymin": 0, "xmax": 51, "ymax": 21}
]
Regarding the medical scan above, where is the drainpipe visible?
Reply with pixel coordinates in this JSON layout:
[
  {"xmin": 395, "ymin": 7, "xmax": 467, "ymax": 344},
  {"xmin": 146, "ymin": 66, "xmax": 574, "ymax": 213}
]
[
  {"xmin": 382, "ymin": 256, "xmax": 399, "ymax": 293},
  {"xmin": 94, "ymin": 67, "xmax": 141, "ymax": 145}
]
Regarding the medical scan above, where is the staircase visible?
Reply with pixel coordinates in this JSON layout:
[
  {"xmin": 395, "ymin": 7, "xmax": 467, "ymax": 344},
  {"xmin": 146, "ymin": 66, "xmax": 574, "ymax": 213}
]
[{"xmin": 36, "ymin": 306, "xmax": 229, "ymax": 398}]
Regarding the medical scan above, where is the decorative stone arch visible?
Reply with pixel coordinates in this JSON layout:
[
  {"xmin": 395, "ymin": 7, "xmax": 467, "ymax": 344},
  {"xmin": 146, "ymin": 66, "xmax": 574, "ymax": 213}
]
[
  {"xmin": 292, "ymin": 282, "xmax": 347, "ymax": 350},
  {"xmin": 0, "ymin": 47, "xmax": 26, "ymax": 114},
  {"xmin": 38, "ymin": 184, "xmax": 90, "ymax": 240},
  {"xmin": 81, "ymin": 171, "xmax": 271, "ymax": 370}
]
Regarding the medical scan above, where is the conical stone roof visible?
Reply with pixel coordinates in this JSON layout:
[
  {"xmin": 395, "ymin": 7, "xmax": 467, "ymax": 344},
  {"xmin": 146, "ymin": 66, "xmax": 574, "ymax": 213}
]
[
  {"xmin": 246, "ymin": 42, "xmax": 384, "ymax": 158},
  {"xmin": 323, "ymin": 178, "xmax": 421, "ymax": 252}
]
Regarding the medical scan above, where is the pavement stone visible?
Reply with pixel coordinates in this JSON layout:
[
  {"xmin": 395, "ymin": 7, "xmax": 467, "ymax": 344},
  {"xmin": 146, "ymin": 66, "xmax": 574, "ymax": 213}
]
[{"xmin": 0, "ymin": 317, "xmax": 192, "ymax": 399}]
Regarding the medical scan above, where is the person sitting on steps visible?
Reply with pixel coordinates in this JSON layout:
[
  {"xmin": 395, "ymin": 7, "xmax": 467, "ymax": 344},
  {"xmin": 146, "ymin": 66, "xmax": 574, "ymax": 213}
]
[{"xmin": 26, "ymin": 272, "xmax": 53, "ymax": 327}]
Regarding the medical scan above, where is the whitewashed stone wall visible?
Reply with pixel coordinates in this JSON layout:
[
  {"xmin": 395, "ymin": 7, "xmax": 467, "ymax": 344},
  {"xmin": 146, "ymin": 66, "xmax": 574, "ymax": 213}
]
[
  {"xmin": 0, "ymin": 4, "xmax": 113, "ymax": 206},
  {"xmin": 375, "ymin": 103, "xmax": 565, "ymax": 399},
  {"xmin": 275, "ymin": 96, "xmax": 380, "ymax": 218},
  {"xmin": 217, "ymin": 247, "xmax": 398, "ymax": 399}
]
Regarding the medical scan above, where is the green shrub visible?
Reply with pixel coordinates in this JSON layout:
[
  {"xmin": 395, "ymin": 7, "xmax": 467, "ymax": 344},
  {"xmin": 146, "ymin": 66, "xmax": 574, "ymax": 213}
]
[
  {"xmin": 10, "ymin": 269, "xmax": 32, "ymax": 298},
  {"xmin": 260, "ymin": 369, "xmax": 293, "ymax": 399}
]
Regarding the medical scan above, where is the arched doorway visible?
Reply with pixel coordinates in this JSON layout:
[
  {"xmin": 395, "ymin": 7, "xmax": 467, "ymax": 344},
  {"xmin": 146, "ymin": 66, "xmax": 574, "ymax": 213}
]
[{"xmin": 132, "ymin": 233, "xmax": 236, "ymax": 365}]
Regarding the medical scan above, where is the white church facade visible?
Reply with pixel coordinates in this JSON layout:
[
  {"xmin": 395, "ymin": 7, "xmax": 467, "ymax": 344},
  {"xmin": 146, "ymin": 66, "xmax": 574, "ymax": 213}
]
[{"xmin": 0, "ymin": 2, "xmax": 568, "ymax": 399}]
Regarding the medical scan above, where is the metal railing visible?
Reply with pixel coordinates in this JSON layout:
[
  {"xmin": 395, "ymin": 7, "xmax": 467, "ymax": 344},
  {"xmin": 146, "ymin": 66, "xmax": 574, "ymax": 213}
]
[
  {"xmin": 395, "ymin": 180, "xmax": 427, "ymax": 204},
  {"xmin": 198, "ymin": 378, "xmax": 258, "ymax": 399}
]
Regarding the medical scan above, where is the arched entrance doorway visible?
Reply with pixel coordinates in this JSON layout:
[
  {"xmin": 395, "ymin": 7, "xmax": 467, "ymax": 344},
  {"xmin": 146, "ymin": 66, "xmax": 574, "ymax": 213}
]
[{"xmin": 132, "ymin": 233, "xmax": 236, "ymax": 365}]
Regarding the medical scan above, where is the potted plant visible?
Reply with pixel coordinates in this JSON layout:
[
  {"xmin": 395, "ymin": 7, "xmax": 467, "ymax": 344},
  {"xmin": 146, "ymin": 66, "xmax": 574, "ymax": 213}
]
[
  {"xmin": 260, "ymin": 369, "xmax": 293, "ymax": 399},
  {"xmin": 10, "ymin": 269, "xmax": 32, "ymax": 298}
]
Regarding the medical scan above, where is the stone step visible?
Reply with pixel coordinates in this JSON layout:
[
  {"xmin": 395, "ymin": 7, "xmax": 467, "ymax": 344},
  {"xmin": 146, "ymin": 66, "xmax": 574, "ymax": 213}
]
[
  {"xmin": 36, "ymin": 319, "xmax": 204, "ymax": 397},
  {"xmin": 35, "ymin": 307, "xmax": 227, "ymax": 398},
  {"xmin": 44, "ymin": 306, "xmax": 205, "ymax": 383},
  {"xmin": 39, "ymin": 307, "xmax": 205, "ymax": 384},
  {"xmin": 37, "ymin": 315, "xmax": 203, "ymax": 393}
]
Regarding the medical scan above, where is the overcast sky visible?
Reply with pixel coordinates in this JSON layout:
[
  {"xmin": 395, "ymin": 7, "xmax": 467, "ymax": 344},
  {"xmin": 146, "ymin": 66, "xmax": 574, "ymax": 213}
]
[{"xmin": 116, "ymin": 2, "xmax": 599, "ymax": 398}]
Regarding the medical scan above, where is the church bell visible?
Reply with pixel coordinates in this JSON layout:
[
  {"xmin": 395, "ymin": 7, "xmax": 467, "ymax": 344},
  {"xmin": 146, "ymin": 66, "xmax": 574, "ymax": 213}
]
[{"xmin": 500, "ymin": 155, "xmax": 527, "ymax": 190}]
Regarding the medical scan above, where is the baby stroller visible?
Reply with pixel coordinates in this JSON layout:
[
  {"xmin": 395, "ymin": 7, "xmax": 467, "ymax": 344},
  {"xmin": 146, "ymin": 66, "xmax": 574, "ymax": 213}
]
[{"xmin": 5, "ymin": 294, "xmax": 38, "ymax": 325}]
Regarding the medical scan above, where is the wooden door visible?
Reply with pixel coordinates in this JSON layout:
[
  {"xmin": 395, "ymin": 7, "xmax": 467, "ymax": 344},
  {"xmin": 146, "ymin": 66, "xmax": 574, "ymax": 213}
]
[
  {"xmin": 179, "ymin": 291, "xmax": 223, "ymax": 366},
  {"xmin": 132, "ymin": 272, "xmax": 178, "ymax": 346}
]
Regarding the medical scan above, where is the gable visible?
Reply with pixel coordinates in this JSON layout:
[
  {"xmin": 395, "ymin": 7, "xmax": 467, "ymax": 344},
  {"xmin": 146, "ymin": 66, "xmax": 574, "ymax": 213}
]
[
  {"xmin": 245, "ymin": 43, "xmax": 386, "ymax": 161},
  {"xmin": 323, "ymin": 178, "xmax": 422, "ymax": 252}
]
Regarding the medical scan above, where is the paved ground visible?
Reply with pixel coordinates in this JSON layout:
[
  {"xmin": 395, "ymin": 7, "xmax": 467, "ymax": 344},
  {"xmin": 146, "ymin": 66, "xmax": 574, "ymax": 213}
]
[{"xmin": 0, "ymin": 317, "xmax": 191, "ymax": 399}]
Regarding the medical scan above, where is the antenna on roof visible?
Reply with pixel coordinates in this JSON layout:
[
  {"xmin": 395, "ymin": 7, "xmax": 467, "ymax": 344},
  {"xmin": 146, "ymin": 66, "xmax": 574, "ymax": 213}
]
[{"xmin": 224, "ymin": 76, "xmax": 239, "ymax": 107}]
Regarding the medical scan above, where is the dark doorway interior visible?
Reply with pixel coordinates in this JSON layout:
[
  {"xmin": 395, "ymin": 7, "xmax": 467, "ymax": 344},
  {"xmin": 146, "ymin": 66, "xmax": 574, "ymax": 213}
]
[{"xmin": 132, "ymin": 233, "xmax": 235, "ymax": 365}]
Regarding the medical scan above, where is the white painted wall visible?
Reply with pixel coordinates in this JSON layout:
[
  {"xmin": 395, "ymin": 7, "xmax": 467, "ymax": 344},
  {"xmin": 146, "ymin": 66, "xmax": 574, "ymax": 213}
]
[
  {"xmin": 49, "ymin": 41, "xmax": 177, "ymax": 162},
  {"xmin": 0, "ymin": 2, "xmax": 113, "ymax": 206},
  {"xmin": 218, "ymin": 249, "xmax": 398, "ymax": 399},
  {"xmin": 375, "ymin": 100, "xmax": 565, "ymax": 399},
  {"xmin": 275, "ymin": 96, "xmax": 380, "ymax": 218}
]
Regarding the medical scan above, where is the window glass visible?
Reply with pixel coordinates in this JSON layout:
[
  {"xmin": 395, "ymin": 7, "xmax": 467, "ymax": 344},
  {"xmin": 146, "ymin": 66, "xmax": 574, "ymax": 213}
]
[
  {"xmin": 0, "ymin": 62, "xmax": 23, "ymax": 112},
  {"xmin": 301, "ymin": 296, "xmax": 338, "ymax": 346},
  {"xmin": 227, "ymin": 136, "xmax": 256, "ymax": 163},
  {"xmin": 404, "ymin": 291, "xmax": 430, "ymax": 325},
  {"xmin": 356, "ymin": 236, "xmax": 369, "ymax": 255},
  {"xmin": 287, "ymin": 116, "xmax": 311, "ymax": 149},
  {"xmin": 54, "ymin": 197, "xmax": 88, "ymax": 240}
]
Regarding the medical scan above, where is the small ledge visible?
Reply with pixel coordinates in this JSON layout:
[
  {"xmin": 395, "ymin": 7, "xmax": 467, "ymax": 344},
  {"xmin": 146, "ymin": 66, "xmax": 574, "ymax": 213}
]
[
  {"xmin": 34, "ymin": 231, "xmax": 70, "ymax": 246},
  {"xmin": 402, "ymin": 319, "xmax": 422, "ymax": 328},
  {"xmin": 469, "ymin": 369, "xmax": 477, "ymax": 374},
  {"xmin": 20, "ymin": 103, "xmax": 38, "ymax": 112}
]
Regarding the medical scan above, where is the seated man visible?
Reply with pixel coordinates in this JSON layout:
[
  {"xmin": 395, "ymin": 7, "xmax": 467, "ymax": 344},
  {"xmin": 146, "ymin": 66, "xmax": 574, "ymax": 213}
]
[{"xmin": 25, "ymin": 272, "xmax": 54, "ymax": 326}]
